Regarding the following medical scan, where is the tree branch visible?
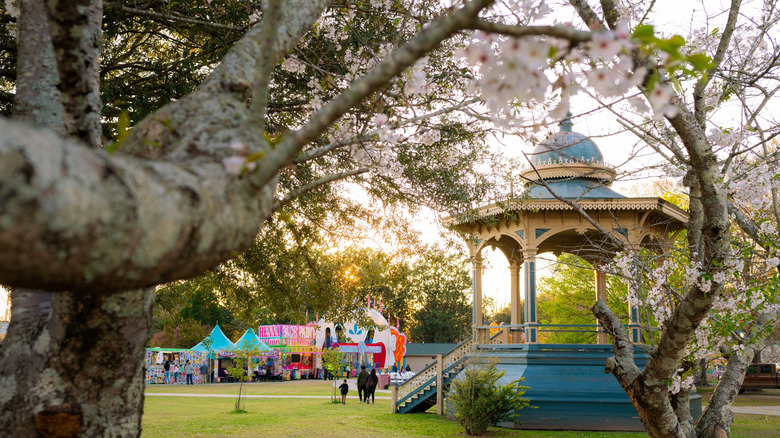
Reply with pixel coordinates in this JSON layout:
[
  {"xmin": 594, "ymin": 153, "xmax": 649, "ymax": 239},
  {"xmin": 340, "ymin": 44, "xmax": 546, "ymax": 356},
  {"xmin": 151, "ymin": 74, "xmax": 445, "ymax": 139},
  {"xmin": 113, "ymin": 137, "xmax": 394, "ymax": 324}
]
[
  {"xmin": 599, "ymin": 0, "xmax": 620, "ymax": 30},
  {"xmin": 693, "ymin": 0, "xmax": 742, "ymax": 127},
  {"xmin": 295, "ymin": 98, "xmax": 480, "ymax": 164},
  {"xmin": 568, "ymin": 0, "xmax": 606, "ymax": 31},
  {"xmin": 592, "ymin": 300, "xmax": 640, "ymax": 384},
  {"xmin": 45, "ymin": 0, "xmax": 103, "ymax": 147},
  {"xmin": 121, "ymin": 0, "xmax": 329, "ymax": 160},
  {"xmin": 272, "ymin": 168, "xmax": 369, "ymax": 212},
  {"xmin": 106, "ymin": 3, "xmax": 246, "ymax": 32},
  {"xmin": 0, "ymin": 117, "xmax": 272, "ymax": 292},
  {"xmin": 469, "ymin": 21, "xmax": 593, "ymax": 43},
  {"xmin": 13, "ymin": 0, "xmax": 64, "ymax": 132},
  {"xmin": 250, "ymin": 0, "xmax": 281, "ymax": 131}
]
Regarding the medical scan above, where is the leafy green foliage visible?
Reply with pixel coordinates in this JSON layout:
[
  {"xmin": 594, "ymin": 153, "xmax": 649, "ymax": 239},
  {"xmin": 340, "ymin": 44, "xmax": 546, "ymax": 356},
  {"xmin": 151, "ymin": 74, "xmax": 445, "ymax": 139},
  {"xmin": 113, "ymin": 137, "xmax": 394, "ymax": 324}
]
[
  {"xmin": 405, "ymin": 252, "xmax": 472, "ymax": 343},
  {"xmin": 536, "ymin": 254, "xmax": 628, "ymax": 344},
  {"xmin": 148, "ymin": 320, "xmax": 210, "ymax": 349},
  {"xmin": 632, "ymin": 25, "xmax": 714, "ymax": 78},
  {"xmin": 226, "ymin": 340, "xmax": 267, "ymax": 412},
  {"xmin": 321, "ymin": 347, "xmax": 348, "ymax": 403},
  {"xmin": 448, "ymin": 361, "xmax": 530, "ymax": 435}
]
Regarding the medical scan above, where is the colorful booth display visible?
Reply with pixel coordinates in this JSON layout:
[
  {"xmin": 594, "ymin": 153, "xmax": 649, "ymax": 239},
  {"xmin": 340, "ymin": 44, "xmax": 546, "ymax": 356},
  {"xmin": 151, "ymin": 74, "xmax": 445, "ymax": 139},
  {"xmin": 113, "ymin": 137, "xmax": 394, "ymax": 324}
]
[
  {"xmin": 190, "ymin": 324, "xmax": 240, "ymax": 383},
  {"xmin": 259, "ymin": 324, "xmax": 318, "ymax": 379},
  {"xmin": 145, "ymin": 348, "xmax": 208, "ymax": 384},
  {"xmin": 315, "ymin": 308, "xmax": 407, "ymax": 374}
]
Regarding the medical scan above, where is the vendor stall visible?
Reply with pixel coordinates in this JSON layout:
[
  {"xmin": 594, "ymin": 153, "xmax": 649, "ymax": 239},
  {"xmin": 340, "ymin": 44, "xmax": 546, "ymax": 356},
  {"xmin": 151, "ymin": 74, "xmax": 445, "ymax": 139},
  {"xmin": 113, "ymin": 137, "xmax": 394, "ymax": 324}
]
[
  {"xmin": 232, "ymin": 329, "xmax": 276, "ymax": 381},
  {"xmin": 190, "ymin": 324, "xmax": 237, "ymax": 383},
  {"xmin": 259, "ymin": 324, "xmax": 319, "ymax": 379},
  {"xmin": 145, "ymin": 348, "xmax": 208, "ymax": 384}
]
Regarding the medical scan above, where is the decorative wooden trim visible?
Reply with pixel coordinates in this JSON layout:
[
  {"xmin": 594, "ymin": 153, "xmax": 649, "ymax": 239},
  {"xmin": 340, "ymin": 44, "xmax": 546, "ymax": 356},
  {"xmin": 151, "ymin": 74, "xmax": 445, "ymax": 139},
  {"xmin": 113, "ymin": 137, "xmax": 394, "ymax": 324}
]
[{"xmin": 444, "ymin": 197, "xmax": 688, "ymax": 226}]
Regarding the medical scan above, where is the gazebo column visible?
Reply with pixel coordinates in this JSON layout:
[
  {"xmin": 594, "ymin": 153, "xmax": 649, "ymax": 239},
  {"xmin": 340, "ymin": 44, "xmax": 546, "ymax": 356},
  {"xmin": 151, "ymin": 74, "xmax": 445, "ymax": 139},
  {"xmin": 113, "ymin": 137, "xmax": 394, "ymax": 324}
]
[
  {"xmin": 595, "ymin": 270, "xmax": 608, "ymax": 344},
  {"xmin": 472, "ymin": 254, "xmax": 483, "ymax": 330},
  {"xmin": 523, "ymin": 250, "xmax": 538, "ymax": 343},
  {"xmin": 627, "ymin": 259, "xmax": 642, "ymax": 343},
  {"xmin": 510, "ymin": 259, "xmax": 522, "ymax": 343}
]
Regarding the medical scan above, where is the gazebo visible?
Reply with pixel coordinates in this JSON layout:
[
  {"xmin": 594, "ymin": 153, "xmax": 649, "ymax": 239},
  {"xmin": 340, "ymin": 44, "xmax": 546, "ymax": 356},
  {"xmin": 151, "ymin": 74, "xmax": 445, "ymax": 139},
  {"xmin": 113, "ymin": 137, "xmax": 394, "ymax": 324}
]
[{"xmin": 445, "ymin": 116, "xmax": 699, "ymax": 430}]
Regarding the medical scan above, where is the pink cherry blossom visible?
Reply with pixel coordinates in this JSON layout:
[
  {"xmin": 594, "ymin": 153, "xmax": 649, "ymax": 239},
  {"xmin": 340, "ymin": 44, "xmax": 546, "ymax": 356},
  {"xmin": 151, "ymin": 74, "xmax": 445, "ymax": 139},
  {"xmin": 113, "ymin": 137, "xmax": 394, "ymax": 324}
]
[
  {"xmin": 648, "ymin": 84, "xmax": 678, "ymax": 118},
  {"xmin": 590, "ymin": 32, "xmax": 623, "ymax": 60},
  {"xmin": 372, "ymin": 114, "xmax": 388, "ymax": 126},
  {"xmin": 223, "ymin": 156, "xmax": 247, "ymax": 176}
]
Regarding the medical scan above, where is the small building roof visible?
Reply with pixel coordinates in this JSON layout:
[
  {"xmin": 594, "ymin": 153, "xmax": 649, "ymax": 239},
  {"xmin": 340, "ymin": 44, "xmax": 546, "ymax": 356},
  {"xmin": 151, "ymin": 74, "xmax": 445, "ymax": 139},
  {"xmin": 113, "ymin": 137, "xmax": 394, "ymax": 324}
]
[
  {"xmin": 525, "ymin": 178, "xmax": 625, "ymax": 200},
  {"xmin": 405, "ymin": 343, "xmax": 458, "ymax": 356},
  {"xmin": 530, "ymin": 117, "xmax": 604, "ymax": 167}
]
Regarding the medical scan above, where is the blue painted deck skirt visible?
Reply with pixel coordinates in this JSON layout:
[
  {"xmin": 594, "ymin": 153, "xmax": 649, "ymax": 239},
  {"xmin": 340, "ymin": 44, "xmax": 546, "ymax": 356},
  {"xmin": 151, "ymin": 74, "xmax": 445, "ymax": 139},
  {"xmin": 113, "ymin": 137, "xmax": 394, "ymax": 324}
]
[{"xmin": 474, "ymin": 343, "xmax": 702, "ymax": 431}]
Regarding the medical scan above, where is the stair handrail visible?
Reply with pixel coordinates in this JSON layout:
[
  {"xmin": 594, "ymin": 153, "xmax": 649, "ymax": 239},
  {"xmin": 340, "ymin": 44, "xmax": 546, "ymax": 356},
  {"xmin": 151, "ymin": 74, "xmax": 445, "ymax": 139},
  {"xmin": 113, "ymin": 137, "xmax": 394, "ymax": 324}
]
[{"xmin": 396, "ymin": 336, "xmax": 474, "ymax": 401}]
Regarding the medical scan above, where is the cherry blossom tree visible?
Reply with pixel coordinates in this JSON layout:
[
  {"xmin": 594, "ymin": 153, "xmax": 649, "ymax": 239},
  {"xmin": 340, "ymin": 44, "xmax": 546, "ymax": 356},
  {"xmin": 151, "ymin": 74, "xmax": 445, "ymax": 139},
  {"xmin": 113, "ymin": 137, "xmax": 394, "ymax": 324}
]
[{"xmin": 452, "ymin": 1, "xmax": 780, "ymax": 437}]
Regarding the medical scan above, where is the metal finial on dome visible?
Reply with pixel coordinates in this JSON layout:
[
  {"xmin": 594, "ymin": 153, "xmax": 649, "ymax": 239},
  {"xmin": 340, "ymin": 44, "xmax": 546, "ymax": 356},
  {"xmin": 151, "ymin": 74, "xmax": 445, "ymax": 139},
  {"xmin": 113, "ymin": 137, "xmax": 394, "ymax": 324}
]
[{"xmin": 559, "ymin": 112, "xmax": 573, "ymax": 132}]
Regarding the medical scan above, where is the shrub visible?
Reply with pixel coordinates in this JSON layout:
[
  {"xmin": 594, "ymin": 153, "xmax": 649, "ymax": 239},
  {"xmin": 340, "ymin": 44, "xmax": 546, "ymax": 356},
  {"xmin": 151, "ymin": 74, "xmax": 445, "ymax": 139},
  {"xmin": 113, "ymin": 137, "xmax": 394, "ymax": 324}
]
[{"xmin": 447, "ymin": 361, "xmax": 530, "ymax": 435}]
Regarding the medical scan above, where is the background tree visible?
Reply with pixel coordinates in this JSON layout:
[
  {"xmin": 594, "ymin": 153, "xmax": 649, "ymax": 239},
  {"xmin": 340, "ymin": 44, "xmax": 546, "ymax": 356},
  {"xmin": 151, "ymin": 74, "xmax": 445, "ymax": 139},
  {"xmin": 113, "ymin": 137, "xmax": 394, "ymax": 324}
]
[
  {"xmin": 225, "ymin": 340, "xmax": 266, "ymax": 413},
  {"xmin": 405, "ymin": 252, "xmax": 472, "ymax": 343},
  {"xmin": 536, "ymin": 254, "xmax": 628, "ymax": 344},
  {"xmin": 321, "ymin": 347, "xmax": 348, "ymax": 403},
  {"xmin": 486, "ymin": 302, "xmax": 512, "ymax": 326}
]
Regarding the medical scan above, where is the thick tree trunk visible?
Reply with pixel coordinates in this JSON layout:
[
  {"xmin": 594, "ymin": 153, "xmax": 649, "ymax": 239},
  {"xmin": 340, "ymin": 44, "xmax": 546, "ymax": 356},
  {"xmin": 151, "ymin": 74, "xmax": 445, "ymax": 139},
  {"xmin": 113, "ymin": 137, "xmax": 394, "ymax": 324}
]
[
  {"xmin": 0, "ymin": 287, "xmax": 154, "ymax": 437},
  {"xmin": 694, "ymin": 358, "xmax": 709, "ymax": 387},
  {"xmin": 695, "ymin": 348, "xmax": 753, "ymax": 438}
]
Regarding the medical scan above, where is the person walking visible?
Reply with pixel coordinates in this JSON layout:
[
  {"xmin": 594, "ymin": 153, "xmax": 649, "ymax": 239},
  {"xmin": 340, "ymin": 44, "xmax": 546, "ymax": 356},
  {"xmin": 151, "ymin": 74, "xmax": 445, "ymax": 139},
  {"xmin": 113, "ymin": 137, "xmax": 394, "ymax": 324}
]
[
  {"xmin": 163, "ymin": 360, "xmax": 171, "ymax": 384},
  {"xmin": 365, "ymin": 369, "xmax": 378, "ymax": 404},
  {"xmin": 185, "ymin": 360, "xmax": 194, "ymax": 385},
  {"xmin": 356, "ymin": 364, "xmax": 369, "ymax": 402},
  {"xmin": 199, "ymin": 362, "xmax": 209, "ymax": 384},
  {"xmin": 339, "ymin": 379, "xmax": 350, "ymax": 405}
]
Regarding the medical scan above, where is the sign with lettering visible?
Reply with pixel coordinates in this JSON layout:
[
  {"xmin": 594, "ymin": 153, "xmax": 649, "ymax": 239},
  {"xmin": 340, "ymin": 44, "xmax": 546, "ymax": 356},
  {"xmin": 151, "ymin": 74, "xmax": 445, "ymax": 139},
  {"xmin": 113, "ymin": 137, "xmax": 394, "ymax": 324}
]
[{"xmin": 258, "ymin": 325, "xmax": 280, "ymax": 338}]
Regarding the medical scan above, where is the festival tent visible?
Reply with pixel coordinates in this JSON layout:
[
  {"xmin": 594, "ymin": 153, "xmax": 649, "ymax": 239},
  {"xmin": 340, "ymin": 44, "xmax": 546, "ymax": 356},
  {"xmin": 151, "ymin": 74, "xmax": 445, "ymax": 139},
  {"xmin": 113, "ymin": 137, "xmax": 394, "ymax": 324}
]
[
  {"xmin": 235, "ymin": 328, "xmax": 273, "ymax": 352},
  {"xmin": 191, "ymin": 324, "xmax": 236, "ymax": 357}
]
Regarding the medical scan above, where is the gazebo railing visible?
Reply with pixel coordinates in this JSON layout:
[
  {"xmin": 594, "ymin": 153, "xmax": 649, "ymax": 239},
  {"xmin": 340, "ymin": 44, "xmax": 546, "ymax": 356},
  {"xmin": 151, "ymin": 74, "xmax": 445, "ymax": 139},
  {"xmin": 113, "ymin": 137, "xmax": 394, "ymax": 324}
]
[{"xmin": 474, "ymin": 323, "xmax": 660, "ymax": 345}]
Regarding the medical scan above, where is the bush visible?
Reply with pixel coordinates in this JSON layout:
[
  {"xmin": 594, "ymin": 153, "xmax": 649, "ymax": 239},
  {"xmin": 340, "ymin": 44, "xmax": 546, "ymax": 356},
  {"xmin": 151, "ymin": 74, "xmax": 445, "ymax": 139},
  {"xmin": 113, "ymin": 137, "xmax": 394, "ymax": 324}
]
[{"xmin": 447, "ymin": 361, "xmax": 530, "ymax": 435}]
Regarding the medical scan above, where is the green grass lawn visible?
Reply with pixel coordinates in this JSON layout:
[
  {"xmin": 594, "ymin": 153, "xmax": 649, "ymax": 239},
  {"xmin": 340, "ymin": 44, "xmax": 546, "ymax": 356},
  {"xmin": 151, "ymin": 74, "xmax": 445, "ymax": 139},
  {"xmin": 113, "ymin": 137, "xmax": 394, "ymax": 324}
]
[
  {"xmin": 142, "ymin": 381, "xmax": 780, "ymax": 437},
  {"xmin": 697, "ymin": 386, "xmax": 780, "ymax": 407},
  {"xmin": 145, "ymin": 380, "xmax": 342, "ymax": 397}
]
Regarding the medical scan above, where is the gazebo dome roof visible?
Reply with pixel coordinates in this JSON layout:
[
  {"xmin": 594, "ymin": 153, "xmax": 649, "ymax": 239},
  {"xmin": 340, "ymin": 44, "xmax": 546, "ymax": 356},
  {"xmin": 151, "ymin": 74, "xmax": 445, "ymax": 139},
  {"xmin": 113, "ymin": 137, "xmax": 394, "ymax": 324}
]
[
  {"xmin": 520, "ymin": 114, "xmax": 618, "ymax": 191},
  {"xmin": 530, "ymin": 117, "xmax": 604, "ymax": 167}
]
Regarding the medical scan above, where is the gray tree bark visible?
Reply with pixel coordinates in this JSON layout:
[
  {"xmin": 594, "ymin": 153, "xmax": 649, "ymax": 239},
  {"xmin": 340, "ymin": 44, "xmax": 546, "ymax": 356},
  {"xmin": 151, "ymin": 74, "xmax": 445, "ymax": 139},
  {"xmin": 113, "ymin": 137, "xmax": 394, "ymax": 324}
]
[
  {"xmin": 0, "ymin": 288, "xmax": 154, "ymax": 437},
  {"xmin": 1, "ymin": 2, "xmax": 155, "ymax": 436}
]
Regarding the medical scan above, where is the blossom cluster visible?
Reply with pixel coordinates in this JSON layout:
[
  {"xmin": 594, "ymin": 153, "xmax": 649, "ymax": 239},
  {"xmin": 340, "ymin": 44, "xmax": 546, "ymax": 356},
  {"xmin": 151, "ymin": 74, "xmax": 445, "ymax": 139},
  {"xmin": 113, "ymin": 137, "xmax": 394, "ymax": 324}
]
[
  {"xmin": 222, "ymin": 141, "xmax": 256, "ymax": 176},
  {"xmin": 455, "ymin": 18, "xmax": 678, "ymax": 127},
  {"xmin": 668, "ymin": 368, "xmax": 696, "ymax": 394}
]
